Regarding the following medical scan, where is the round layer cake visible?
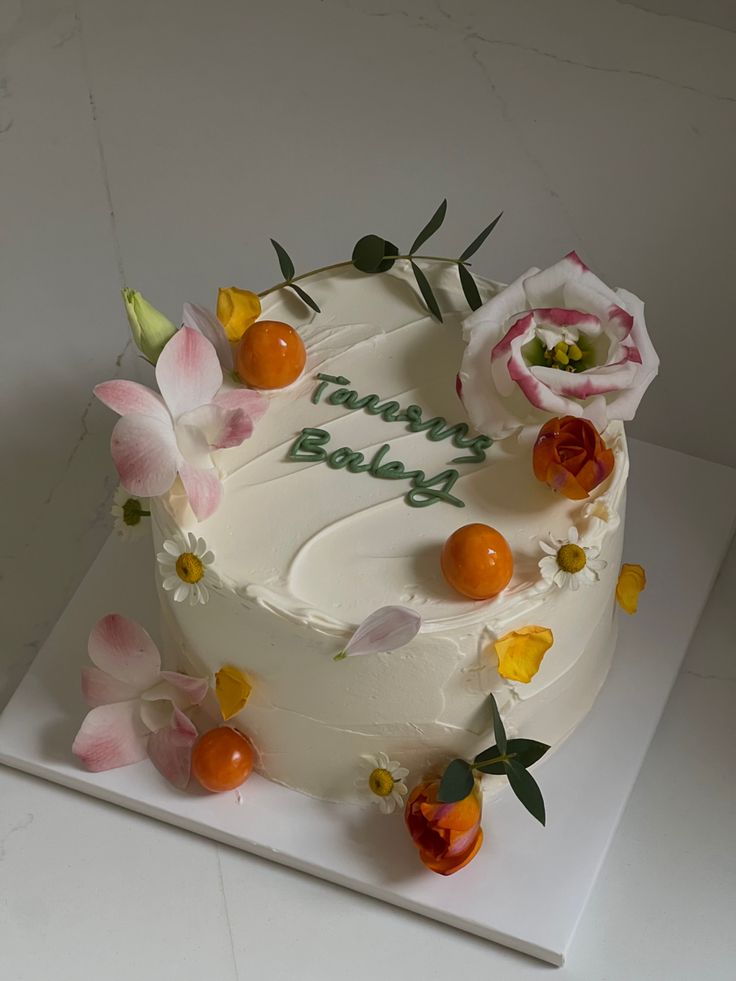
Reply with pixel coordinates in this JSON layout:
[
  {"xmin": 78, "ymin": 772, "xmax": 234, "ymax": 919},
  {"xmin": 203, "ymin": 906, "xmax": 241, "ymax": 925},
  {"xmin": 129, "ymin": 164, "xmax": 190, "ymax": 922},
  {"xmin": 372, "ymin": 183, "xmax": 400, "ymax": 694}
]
[{"xmin": 152, "ymin": 264, "xmax": 627, "ymax": 802}]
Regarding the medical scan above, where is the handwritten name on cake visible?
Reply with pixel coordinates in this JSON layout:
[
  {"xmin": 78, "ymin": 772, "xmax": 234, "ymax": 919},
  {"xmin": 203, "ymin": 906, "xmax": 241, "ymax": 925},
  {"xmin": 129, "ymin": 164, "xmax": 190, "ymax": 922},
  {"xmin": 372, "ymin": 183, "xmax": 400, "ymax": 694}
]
[{"xmin": 286, "ymin": 373, "xmax": 493, "ymax": 508}]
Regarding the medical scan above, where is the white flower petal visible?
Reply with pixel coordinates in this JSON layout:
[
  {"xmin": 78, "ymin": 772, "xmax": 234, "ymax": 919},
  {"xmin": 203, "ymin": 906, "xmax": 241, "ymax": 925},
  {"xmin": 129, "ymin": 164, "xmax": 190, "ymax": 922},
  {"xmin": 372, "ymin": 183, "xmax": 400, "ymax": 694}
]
[{"xmin": 173, "ymin": 584, "xmax": 190, "ymax": 603}]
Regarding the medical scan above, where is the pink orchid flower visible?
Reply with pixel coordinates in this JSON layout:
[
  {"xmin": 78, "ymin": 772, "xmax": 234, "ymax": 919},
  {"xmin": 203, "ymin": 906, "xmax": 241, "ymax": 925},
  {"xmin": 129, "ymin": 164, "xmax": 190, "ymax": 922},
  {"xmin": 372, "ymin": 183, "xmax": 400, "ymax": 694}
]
[
  {"xmin": 72, "ymin": 614, "xmax": 209, "ymax": 788},
  {"xmin": 95, "ymin": 327, "xmax": 266, "ymax": 520}
]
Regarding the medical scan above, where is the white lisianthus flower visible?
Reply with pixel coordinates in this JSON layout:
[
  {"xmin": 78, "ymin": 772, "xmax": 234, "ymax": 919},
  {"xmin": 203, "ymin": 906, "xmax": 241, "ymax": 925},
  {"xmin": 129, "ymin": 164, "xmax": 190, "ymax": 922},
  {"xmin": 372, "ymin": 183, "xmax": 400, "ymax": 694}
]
[{"xmin": 458, "ymin": 252, "xmax": 659, "ymax": 439}]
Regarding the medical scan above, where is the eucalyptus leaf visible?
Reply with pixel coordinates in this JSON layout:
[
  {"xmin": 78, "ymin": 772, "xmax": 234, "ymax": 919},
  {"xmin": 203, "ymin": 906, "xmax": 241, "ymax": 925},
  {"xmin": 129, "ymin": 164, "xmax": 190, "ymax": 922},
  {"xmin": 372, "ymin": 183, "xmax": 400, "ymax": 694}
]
[
  {"xmin": 352, "ymin": 235, "xmax": 399, "ymax": 273},
  {"xmin": 458, "ymin": 211, "xmax": 503, "ymax": 262},
  {"xmin": 270, "ymin": 239, "xmax": 295, "ymax": 281},
  {"xmin": 474, "ymin": 738, "xmax": 550, "ymax": 774},
  {"xmin": 410, "ymin": 260, "xmax": 443, "ymax": 322},
  {"xmin": 473, "ymin": 755, "xmax": 505, "ymax": 776},
  {"xmin": 458, "ymin": 263, "xmax": 483, "ymax": 311},
  {"xmin": 438, "ymin": 758, "xmax": 474, "ymax": 803},
  {"xmin": 505, "ymin": 759, "xmax": 546, "ymax": 826},
  {"xmin": 488, "ymin": 692, "xmax": 507, "ymax": 754},
  {"xmin": 290, "ymin": 282, "xmax": 321, "ymax": 313},
  {"xmin": 409, "ymin": 198, "xmax": 447, "ymax": 255},
  {"xmin": 505, "ymin": 738, "xmax": 550, "ymax": 769}
]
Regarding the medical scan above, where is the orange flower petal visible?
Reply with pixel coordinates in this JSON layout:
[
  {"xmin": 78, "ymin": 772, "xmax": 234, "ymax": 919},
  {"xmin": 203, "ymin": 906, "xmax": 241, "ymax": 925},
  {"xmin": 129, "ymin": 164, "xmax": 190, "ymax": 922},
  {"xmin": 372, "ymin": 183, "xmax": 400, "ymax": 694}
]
[
  {"xmin": 616, "ymin": 563, "xmax": 646, "ymax": 614},
  {"xmin": 494, "ymin": 626, "xmax": 554, "ymax": 684},
  {"xmin": 545, "ymin": 461, "xmax": 589, "ymax": 500},
  {"xmin": 215, "ymin": 665, "xmax": 252, "ymax": 720},
  {"xmin": 419, "ymin": 829, "xmax": 484, "ymax": 875},
  {"xmin": 216, "ymin": 287, "xmax": 261, "ymax": 342}
]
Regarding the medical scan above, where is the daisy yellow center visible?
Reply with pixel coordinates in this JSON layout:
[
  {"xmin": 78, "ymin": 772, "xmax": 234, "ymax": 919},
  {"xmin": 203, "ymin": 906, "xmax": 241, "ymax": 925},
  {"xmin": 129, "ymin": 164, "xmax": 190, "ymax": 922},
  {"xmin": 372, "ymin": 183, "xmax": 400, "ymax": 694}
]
[
  {"xmin": 557, "ymin": 543, "xmax": 587, "ymax": 574},
  {"xmin": 175, "ymin": 552, "xmax": 205, "ymax": 584},
  {"xmin": 368, "ymin": 768, "xmax": 395, "ymax": 797}
]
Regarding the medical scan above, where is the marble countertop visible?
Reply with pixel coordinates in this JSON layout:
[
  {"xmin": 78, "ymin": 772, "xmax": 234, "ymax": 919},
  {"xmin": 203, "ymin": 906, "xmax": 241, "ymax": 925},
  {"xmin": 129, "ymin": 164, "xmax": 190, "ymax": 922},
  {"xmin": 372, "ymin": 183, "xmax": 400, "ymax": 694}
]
[{"xmin": 1, "ymin": 1, "xmax": 735, "ymax": 977}]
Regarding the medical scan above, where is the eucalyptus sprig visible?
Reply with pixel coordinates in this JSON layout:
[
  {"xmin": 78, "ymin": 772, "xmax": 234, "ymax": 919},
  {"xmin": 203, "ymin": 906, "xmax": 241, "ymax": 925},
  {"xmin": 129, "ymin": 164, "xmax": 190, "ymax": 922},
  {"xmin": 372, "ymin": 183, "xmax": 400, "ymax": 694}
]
[
  {"xmin": 437, "ymin": 692, "xmax": 550, "ymax": 825},
  {"xmin": 259, "ymin": 200, "xmax": 503, "ymax": 322}
]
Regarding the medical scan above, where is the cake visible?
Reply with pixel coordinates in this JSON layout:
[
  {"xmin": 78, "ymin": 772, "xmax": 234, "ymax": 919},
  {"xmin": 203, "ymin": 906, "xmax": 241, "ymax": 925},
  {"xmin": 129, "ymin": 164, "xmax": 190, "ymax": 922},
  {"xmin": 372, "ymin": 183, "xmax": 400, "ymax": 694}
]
[{"xmin": 74, "ymin": 208, "xmax": 658, "ymax": 873}]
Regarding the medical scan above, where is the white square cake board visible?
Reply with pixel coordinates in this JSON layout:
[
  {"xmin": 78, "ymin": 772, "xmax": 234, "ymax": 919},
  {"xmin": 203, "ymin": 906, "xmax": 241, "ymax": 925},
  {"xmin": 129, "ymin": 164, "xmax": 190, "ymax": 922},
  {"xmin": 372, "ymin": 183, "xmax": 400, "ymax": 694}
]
[{"xmin": 1, "ymin": 439, "xmax": 735, "ymax": 966}]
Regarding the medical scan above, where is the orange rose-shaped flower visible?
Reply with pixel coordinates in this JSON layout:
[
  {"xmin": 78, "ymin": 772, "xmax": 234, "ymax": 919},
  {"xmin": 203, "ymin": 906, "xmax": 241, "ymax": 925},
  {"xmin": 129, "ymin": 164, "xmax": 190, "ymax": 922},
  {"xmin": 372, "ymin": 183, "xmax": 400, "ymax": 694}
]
[
  {"xmin": 404, "ymin": 778, "xmax": 484, "ymax": 875},
  {"xmin": 533, "ymin": 415, "xmax": 615, "ymax": 501}
]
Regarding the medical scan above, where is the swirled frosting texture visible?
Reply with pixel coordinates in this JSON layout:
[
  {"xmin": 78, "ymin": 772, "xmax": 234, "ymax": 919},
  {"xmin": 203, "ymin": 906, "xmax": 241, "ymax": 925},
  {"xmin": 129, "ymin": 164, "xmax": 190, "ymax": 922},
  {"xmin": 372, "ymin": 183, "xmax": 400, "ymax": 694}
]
[{"xmin": 153, "ymin": 265, "xmax": 627, "ymax": 801}]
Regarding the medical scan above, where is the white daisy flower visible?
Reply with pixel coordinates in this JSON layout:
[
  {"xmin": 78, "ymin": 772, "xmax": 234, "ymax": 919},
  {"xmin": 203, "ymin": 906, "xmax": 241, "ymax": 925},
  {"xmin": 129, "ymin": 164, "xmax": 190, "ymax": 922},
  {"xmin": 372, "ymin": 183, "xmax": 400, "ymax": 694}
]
[
  {"xmin": 156, "ymin": 532, "xmax": 218, "ymax": 606},
  {"xmin": 111, "ymin": 486, "xmax": 150, "ymax": 541},
  {"xmin": 355, "ymin": 752, "xmax": 409, "ymax": 814},
  {"xmin": 538, "ymin": 525, "xmax": 607, "ymax": 591}
]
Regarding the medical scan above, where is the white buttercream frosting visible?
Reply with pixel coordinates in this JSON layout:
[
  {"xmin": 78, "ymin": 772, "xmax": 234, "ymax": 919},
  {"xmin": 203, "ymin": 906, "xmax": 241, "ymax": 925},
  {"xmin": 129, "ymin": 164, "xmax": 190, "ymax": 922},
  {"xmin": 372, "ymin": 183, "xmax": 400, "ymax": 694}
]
[{"xmin": 152, "ymin": 263, "xmax": 627, "ymax": 802}]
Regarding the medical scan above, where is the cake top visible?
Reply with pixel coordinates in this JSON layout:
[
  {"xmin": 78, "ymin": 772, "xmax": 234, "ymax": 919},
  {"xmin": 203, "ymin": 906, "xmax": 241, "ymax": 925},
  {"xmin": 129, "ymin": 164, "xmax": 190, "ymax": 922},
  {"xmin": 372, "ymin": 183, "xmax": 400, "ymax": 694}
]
[{"xmin": 153, "ymin": 263, "xmax": 628, "ymax": 628}]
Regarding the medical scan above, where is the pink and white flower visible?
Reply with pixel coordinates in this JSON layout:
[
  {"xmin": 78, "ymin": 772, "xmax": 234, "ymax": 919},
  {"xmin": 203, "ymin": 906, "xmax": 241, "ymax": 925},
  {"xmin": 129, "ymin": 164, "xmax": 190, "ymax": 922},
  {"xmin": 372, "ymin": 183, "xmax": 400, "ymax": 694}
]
[
  {"xmin": 72, "ymin": 614, "xmax": 209, "ymax": 788},
  {"xmin": 95, "ymin": 327, "xmax": 266, "ymax": 520},
  {"xmin": 458, "ymin": 252, "xmax": 659, "ymax": 439}
]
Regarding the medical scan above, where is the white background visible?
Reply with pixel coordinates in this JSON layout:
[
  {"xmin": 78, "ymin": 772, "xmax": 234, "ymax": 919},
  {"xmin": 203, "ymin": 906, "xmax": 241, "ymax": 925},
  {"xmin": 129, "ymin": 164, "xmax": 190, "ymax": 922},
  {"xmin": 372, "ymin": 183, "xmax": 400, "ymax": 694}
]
[{"xmin": 1, "ymin": 1, "xmax": 735, "ymax": 978}]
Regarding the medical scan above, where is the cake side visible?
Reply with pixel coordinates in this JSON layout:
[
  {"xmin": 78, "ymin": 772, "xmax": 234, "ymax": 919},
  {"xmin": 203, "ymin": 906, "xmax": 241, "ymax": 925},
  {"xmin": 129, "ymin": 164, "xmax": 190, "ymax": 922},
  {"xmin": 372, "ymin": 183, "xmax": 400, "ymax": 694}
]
[{"xmin": 152, "ymin": 265, "xmax": 629, "ymax": 802}]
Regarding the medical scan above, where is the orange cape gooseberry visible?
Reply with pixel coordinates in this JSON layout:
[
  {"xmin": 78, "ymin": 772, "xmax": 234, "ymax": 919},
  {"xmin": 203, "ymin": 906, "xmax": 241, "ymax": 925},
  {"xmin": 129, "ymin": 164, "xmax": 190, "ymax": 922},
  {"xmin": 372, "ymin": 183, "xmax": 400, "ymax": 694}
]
[
  {"xmin": 235, "ymin": 319, "xmax": 306, "ymax": 390},
  {"xmin": 441, "ymin": 523, "xmax": 513, "ymax": 600},
  {"xmin": 191, "ymin": 726, "xmax": 255, "ymax": 793}
]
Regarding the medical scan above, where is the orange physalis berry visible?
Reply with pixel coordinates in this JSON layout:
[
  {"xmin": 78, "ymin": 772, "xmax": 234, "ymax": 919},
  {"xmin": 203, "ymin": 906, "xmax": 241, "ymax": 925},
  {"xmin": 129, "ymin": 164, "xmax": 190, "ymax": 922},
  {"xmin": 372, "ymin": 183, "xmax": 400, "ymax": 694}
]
[
  {"xmin": 191, "ymin": 726, "xmax": 255, "ymax": 793},
  {"xmin": 235, "ymin": 320, "xmax": 306, "ymax": 390},
  {"xmin": 441, "ymin": 523, "xmax": 513, "ymax": 600}
]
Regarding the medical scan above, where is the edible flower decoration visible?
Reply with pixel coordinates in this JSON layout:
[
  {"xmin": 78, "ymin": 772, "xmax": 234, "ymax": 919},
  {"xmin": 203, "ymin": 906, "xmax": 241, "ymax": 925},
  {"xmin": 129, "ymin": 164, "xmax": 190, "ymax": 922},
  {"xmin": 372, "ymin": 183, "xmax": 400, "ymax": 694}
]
[
  {"xmin": 111, "ymin": 486, "xmax": 150, "ymax": 540},
  {"xmin": 533, "ymin": 416, "xmax": 615, "ymax": 500},
  {"xmin": 122, "ymin": 289, "xmax": 177, "ymax": 364},
  {"xmin": 404, "ymin": 779, "xmax": 483, "ymax": 875},
  {"xmin": 95, "ymin": 327, "xmax": 266, "ymax": 520},
  {"xmin": 215, "ymin": 665, "xmax": 253, "ymax": 720},
  {"xmin": 356, "ymin": 753, "xmax": 409, "ymax": 814},
  {"xmin": 72, "ymin": 614, "xmax": 208, "ymax": 788},
  {"xmin": 334, "ymin": 606, "xmax": 421, "ymax": 661},
  {"xmin": 405, "ymin": 694, "xmax": 549, "ymax": 874},
  {"xmin": 616, "ymin": 563, "xmax": 647, "ymax": 614},
  {"xmin": 539, "ymin": 526, "xmax": 607, "ymax": 591},
  {"xmin": 494, "ymin": 626, "xmax": 554, "ymax": 684},
  {"xmin": 181, "ymin": 302, "xmax": 235, "ymax": 374},
  {"xmin": 458, "ymin": 251, "xmax": 659, "ymax": 439},
  {"xmin": 216, "ymin": 287, "xmax": 262, "ymax": 342},
  {"xmin": 157, "ymin": 533, "xmax": 218, "ymax": 606}
]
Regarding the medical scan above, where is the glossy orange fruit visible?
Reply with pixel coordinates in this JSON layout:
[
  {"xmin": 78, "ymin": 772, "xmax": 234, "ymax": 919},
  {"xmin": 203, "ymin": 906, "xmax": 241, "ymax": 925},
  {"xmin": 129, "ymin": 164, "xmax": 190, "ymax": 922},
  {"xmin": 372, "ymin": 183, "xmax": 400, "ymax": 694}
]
[
  {"xmin": 191, "ymin": 727, "xmax": 255, "ymax": 792},
  {"xmin": 441, "ymin": 523, "xmax": 513, "ymax": 600},
  {"xmin": 235, "ymin": 319, "xmax": 306, "ymax": 389}
]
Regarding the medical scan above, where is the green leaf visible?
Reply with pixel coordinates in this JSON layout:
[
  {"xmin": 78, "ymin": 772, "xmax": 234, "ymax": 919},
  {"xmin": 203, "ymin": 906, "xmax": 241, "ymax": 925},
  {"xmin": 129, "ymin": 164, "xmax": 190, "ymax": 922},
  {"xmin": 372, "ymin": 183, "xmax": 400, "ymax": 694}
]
[
  {"xmin": 505, "ymin": 760, "xmax": 546, "ymax": 825},
  {"xmin": 409, "ymin": 198, "xmax": 447, "ymax": 255},
  {"xmin": 290, "ymin": 282, "xmax": 321, "ymax": 313},
  {"xmin": 351, "ymin": 235, "xmax": 399, "ymax": 273},
  {"xmin": 458, "ymin": 211, "xmax": 503, "ymax": 262},
  {"xmin": 458, "ymin": 263, "xmax": 483, "ymax": 311},
  {"xmin": 410, "ymin": 260, "xmax": 443, "ymax": 322},
  {"xmin": 473, "ymin": 753, "xmax": 505, "ymax": 776},
  {"xmin": 271, "ymin": 239, "xmax": 295, "ymax": 281},
  {"xmin": 438, "ymin": 758, "xmax": 474, "ymax": 803},
  {"xmin": 488, "ymin": 692, "xmax": 506, "ymax": 755},
  {"xmin": 505, "ymin": 738, "xmax": 550, "ymax": 769},
  {"xmin": 473, "ymin": 738, "xmax": 550, "ymax": 774}
]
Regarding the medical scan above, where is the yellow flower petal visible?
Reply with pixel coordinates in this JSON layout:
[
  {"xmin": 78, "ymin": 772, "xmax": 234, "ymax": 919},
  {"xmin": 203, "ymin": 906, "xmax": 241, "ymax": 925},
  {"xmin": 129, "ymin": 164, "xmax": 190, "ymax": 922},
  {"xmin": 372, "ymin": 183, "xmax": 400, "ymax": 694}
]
[
  {"xmin": 494, "ymin": 626, "xmax": 554, "ymax": 684},
  {"xmin": 216, "ymin": 287, "xmax": 262, "ymax": 342},
  {"xmin": 616, "ymin": 563, "xmax": 646, "ymax": 615},
  {"xmin": 215, "ymin": 665, "xmax": 252, "ymax": 720}
]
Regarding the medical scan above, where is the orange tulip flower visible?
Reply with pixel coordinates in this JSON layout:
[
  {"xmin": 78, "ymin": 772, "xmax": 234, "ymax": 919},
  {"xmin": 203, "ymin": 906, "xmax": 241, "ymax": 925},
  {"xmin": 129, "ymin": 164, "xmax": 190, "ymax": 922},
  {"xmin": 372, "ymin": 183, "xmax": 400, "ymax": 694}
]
[
  {"xmin": 533, "ymin": 415, "xmax": 614, "ymax": 500},
  {"xmin": 404, "ymin": 778, "xmax": 484, "ymax": 875}
]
